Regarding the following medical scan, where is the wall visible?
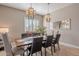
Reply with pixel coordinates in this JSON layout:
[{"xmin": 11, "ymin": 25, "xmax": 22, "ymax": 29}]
[
  {"xmin": 51, "ymin": 4, "xmax": 79, "ymax": 47},
  {"xmin": 0, "ymin": 5, "xmax": 43, "ymax": 41}
]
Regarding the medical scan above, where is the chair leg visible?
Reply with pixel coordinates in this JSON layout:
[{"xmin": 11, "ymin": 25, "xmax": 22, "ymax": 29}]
[
  {"xmin": 45, "ymin": 48, "xmax": 46, "ymax": 56},
  {"xmin": 31, "ymin": 53, "xmax": 32, "ymax": 56},
  {"xmin": 57, "ymin": 43, "xmax": 60, "ymax": 50},
  {"xmin": 26, "ymin": 50, "xmax": 28, "ymax": 56},
  {"xmin": 51, "ymin": 46, "xmax": 53, "ymax": 55},
  {"xmin": 36, "ymin": 52, "xmax": 37, "ymax": 56},
  {"xmin": 30, "ymin": 51, "xmax": 33, "ymax": 56},
  {"xmin": 41, "ymin": 49, "xmax": 42, "ymax": 56},
  {"xmin": 23, "ymin": 52, "xmax": 25, "ymax": 56},
  {"xmin": 53, "ymin": 44, "xmax": 56, "ymax": 53},
  {"xmin": 28, "ymin": 53, "xmax": 30, "ymax": 56}
]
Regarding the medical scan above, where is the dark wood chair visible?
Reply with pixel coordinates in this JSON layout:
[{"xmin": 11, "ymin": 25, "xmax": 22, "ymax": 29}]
[
  {"xmin": 42, "ymin": 35, "xmax": 53, "ymax": 56},
  {"xmin": 32, "ymin": 33, "xmax": 40, "ymax": 36},
  {"xmin": 21, "ymin": 33, "xmax": 32, "ymax": 39},
  {"xmin": 21, "ymin": 33, "xmax": 40, "ymax": 39},
  {"xmin": 52, "ymin": 34, "xmax": 61, "ymax": 53},
  {"xmin": 26, "ymin": 37, "xmax": 43, "ymax": 56}
]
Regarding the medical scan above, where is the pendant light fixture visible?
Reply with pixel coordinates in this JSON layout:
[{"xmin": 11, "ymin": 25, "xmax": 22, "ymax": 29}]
[
  {"xmin": 26, "ymin": 3, "xmax": 36, "ymax": 32},
  {"xmin": 44, "ymin": 3, "xmax": 51, "ymax": 22},
  {"xmin": 26, "ymin": 3, "xmax": 36, "ymax": 16}
]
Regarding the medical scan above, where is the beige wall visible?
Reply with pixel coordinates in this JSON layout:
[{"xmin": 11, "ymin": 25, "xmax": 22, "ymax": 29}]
[
  {"xmin": 51, "ymin": 4, "xmax": 79, "ymax": 47},
  {"xmin": 0, "ymin": 5, "xmax": 43, "ymax": 40}
]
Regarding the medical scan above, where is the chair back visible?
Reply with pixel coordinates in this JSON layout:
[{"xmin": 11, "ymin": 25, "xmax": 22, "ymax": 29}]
[
  {"xmin": 2, "ymin": 33, "xmax": 13, "ymax": 56},
  {"xmin": 21, "ymin": 33, "xmax": 29, "ymax": 38},
  {"xmin": 54, "ymin": 34, "xmax": 61, "ymax": 44},
  {"xmin": 45, "ymin": 35, "xmax": 53, "ymax": 47},
  {"xmin": 32, "ymin": 33, "xmax": 40, "ymax": 36},
  {"xmin": 31, "ymin": 36, "xmax": 43, "ymax": 54}
]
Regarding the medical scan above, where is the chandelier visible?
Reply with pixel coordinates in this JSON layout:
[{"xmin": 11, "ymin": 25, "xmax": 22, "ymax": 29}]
[
  {"xmin": 44, "ymin": 3, "xmax": 51, "ymax": 22},
  {"xmin": 26, "ymin": 3, "xmax": 36, "ymax": 16}
]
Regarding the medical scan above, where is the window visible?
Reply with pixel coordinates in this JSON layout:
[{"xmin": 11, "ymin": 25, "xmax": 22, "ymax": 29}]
[
  {"xmin": 24, "ymin": 17, "xmax": 39, "ymax": 32},
  {"xmin": 43, "ymin": 19, "xmax": 53, "ymax": 35}
]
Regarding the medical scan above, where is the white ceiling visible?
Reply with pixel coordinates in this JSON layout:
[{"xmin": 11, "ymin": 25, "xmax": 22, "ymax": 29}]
[{"xmin": 0, "ymin": 3, "xmax": 72, "ymax": 15}]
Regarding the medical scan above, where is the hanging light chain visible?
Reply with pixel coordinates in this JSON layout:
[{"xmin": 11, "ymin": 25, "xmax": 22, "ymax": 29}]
[
  {"xmin": 30, "ymin": 3, "xmax": 32, "ymax": 8},
  {"xmin": 48, "ymin": 3, "xmax": 49, "ymax": 13},
  {"xmin": 44, "ymin": 3, "xmax": 51, "ymax": 22}
]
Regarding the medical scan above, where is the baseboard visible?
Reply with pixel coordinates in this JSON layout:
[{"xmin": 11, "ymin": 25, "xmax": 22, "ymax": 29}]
[{"xmin": 60, "ymin": 42, "xmax": 79, "ymax": 49}]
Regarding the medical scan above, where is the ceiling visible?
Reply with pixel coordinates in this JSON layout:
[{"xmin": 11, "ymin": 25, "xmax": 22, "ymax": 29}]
[{"xmin": 0, "ymin": 3, "xmax": 72, "ymax": 15}]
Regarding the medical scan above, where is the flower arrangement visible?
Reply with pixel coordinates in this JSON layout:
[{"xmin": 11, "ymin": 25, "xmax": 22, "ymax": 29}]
[{"xmin": 35, "ymin": 26, "xmax": 46, "ymax": 35}]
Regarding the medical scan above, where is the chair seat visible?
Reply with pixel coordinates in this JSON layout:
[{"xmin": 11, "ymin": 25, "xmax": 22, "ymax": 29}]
[{"xmin": 52, "ymin": 40, "xmax": 58, "ymax": 44}]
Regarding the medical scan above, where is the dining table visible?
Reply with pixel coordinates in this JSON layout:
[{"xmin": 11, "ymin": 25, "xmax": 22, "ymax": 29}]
[{"xmin": 16, "ymin": 35, "xmax": 47, "ymax": 47}]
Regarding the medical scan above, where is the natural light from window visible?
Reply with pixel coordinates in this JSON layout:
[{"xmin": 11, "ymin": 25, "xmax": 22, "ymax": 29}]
[{"xmin": 24, "ymin": 17, "xmax": 39, "ymax": 32}]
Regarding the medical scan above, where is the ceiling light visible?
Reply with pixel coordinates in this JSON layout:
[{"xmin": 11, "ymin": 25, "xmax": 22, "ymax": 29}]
[
  {"xmin": 26, "ymin": 3, "xmax": 36, "ymax": 16},
  {"xmin": 44, "ymin": 3, "xmax": 51, "ymax": 22}
]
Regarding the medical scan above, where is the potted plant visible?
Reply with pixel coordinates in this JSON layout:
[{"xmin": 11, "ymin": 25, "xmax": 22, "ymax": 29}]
[{"xmin": 35, "ymin": 26, "xmax": 46, "ymax": 36}]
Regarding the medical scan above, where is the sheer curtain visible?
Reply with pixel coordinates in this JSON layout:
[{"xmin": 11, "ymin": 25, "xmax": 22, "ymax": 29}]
[{"xmin": 24, "ymin": 17, "xmax": 39, "ymax": 32}]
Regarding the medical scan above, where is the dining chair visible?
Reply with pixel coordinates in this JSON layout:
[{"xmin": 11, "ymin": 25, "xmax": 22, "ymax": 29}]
[
  {"xmin": 21, "ymin": 33, "xmax": 29, "ymax": 39},
  {"xmin": 52, "ymin": 34, "xmax": 61, "ymax": 53},
  {"xmin": 26, "ymin": 36, "xmax": 43, "ymax": 56},
  {"xmin": 2, "ymin": 33, "xmax": 25, "ymax": 56},
  {"xmin": 42, "ymin": 35, "xmax": 53, "ymax": 56},
  {"xmin": 32, "ymin": 33, "xmax": 40, "ymax": 36}
]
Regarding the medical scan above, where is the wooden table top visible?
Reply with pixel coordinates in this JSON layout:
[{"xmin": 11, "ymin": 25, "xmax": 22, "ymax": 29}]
[{"xmin": 15, "ymin": 35, "xmax": 46, "ymax": 47}]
